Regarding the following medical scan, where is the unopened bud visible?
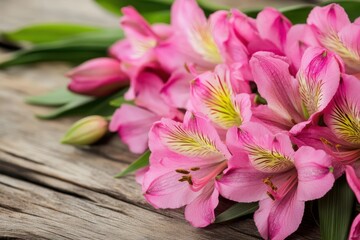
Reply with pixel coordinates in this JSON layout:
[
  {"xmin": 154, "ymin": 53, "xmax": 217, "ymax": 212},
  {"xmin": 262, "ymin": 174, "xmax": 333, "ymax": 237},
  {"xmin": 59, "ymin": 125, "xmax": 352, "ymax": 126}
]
[{"xmin": 61, "ymin": 115, "xmax": 108, "ymax": 145}]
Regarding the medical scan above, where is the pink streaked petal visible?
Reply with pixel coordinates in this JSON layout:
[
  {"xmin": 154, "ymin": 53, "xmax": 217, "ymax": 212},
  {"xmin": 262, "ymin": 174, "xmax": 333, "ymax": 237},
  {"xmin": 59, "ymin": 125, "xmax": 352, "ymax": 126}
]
[
  {"xmin": 110, "ymin": 104, "xmax": 160, "ymax": 154},
  {"xmin": 255, "ymin": 189, "xmax": 305, "ymax": 240},
  {"xmin": 297, "ymin": 47, "xmax": 341, "ymax": 118},
  {"xmin": 252, "ymin": 105, "xmax": 293, "ymax": 132},
  {"xmin": 337, "ymin": 23, "xmax": 360, "ymax": 73},
  {"xmin": 307, "ymin": 4, "xmax": 350, "ymax": 36},
  {"xmin": 350, "ymin": 214, "xmax": 360, "ymax": 240},
  {"xmin": 217, "ymin": 166, "xmax": 269, "ymax": 202},
  {"xmin": 256, "ymin": 8, "xmax": 292, "ymax": 52},
  {"xmin": 143, "ymin": 165, "xmax": 199, "ymax": 209},
  {"xmin": 250, "ymin": 52, "xmax": 303, "ymax": 124},
  {"xmin": 346, "ymin": 165, "xmax": 360, "ymax": 202},
  {"xmin": 120, "ymin": 6, "xmax": 157, "ymax": 44},
  {"xmin": 231, "ymin": 9, "xmax": 258, "ymax": 46},
  {"xmin": 185, "ymin": 182, "xmax": 219, "ymax": 227},
  {"xmin": 190, "ymin": 64, "xmax": 248, "ymax": 129},
  {"xmin": 285, "ymin": 24, "xmax": 321, "ymax": 71},
  {"xmin": 295, "ymin": 146, "xmax": 335, "ymax": 201},
  {"xmin": 161, "ymin": 70, "xmax": 193, "ymax": 109},
  {"xmin": 324, "ymin": 74, "xmax": 360, "ymax": 146},
  {"xmin": 134, "ymin": 70, "xmax": 179, "ymax": 118},
  {"xmin": 210, "ymin": 10, "xmax": 249, "ymax": 65},
  {"xmin": 148, "ymin": 112, "xmax": 230, "ymax": 167},
  {"xmin": 235, "ymin": 122, "xmax": 295, "ymax": 174},
  {"xmin": 171, "ymin": 0, "xmax": 221, "ymax": 64}
]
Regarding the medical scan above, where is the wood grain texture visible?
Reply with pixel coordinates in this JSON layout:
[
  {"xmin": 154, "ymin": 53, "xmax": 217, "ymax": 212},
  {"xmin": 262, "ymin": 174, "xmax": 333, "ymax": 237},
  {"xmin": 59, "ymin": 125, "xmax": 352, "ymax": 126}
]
[{"xmin": 0, "ymin": 0, "xmax": 320, "ymax": 239}]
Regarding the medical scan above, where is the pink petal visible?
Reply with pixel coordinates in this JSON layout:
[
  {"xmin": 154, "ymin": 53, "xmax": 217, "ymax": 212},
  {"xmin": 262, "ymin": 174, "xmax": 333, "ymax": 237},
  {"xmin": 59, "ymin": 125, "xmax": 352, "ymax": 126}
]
[
  {"xmin": 231, "ymin": 9, "xmax": 258, "ymax": 46},
  {"xmin": 307, "ymin": 4, "xmax": 350, "ymax": 36},
  {"xmin": 346, "ymin": 165, "xmax": 360, "ymax": 202},
  {"xmin": 256, "ymin": 8, "xmax": 292, "ymax": 52},
  {"xmin": 190, "ymin": 64, "xmax": 251, "ymax": 129},
  {"xmin": 171, "ymin": 0, "xmax": 221, "ymax": 65},
  {"xmin": 160, "ymin": 70, "xmax": 193, "ymax": 109},
  {"xmin": 184, "ymin": 182, "xmax": 219, "ymax": 227},
  {"xmin": 250, "ymin": 52, "xmax": 303, "ymax": 124},
  {"xmin": 109, "ymin": 104, "xmax": 160, "ymax": 154},
  {"xmin": 120, "ymin": 6, "xmax": 157, "ymax": 44},
  {"xmin": 148, "ymin": 112, "xmax": 231, "ymax": 167},
  {"xmin": 285, "ymin": 24, "xmax": 321, "ymax": 71},
  {"xmin": 143, "ymin": 164, "xmax": 199, "ymax": 209},
  {"xmin": 294, "ymin": 146, "xmax": 335, "ymax": 201},
  {"xmin": 324, "ymin": 74, "xmax": 360, "ymax": 146},
  {"xmin": 337, "ymin": 23, "xmax": 360, "ymax": 73},
  {"xmin": 349, "ymin": 214, "xmax": 360, "ymax": 240},
  {"xmin": 296, "ymin": 47, "xmax": 341, "ymax": 118},
  {"xmin": 217, "ymin": 166, "xmax": 269, "ymax": 202},
  {"xmin": 254, "ymin": 189, "xmax": 305, "ymax": 240}
]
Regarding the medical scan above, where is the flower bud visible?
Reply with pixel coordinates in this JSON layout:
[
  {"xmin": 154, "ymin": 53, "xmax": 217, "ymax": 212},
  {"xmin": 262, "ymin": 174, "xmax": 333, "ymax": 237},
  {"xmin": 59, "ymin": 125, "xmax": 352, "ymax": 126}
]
[
  {"xmin": 61, "ymin": 115, "xmax": 108, "ymax": 145},
  {"xmin": 67, "ymin": 58, "xmax": 129, "ymax": 97}
]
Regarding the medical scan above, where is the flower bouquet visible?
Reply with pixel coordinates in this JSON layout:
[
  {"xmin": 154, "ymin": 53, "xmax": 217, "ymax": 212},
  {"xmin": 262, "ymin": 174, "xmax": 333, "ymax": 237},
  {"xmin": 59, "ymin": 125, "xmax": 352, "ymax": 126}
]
[{"xmin": 1, "ymin": 0, "xmax": 360, "ymax": 239}]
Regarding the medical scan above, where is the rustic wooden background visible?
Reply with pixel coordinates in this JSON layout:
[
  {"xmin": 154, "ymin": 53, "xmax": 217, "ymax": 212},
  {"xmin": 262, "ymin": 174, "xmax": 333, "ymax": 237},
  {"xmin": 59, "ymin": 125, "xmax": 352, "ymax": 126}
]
[{"xmin": 0, "ymin": 0, "xmax": 319, "ymax": 239}]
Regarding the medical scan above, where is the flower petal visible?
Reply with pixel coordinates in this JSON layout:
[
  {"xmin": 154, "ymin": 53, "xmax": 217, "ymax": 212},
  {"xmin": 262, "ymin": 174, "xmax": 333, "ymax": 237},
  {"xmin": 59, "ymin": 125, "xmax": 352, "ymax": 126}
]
[
  {"xmin": 285, "ymin": 24, "xmax": 321, "ymax": 71},
  {"xmin": 346, "ymin": 165, "xmax": 360, "ymax": 203},
  {"xmin": 143, "ymin": 165, "xmax": 199, "ymax": 209},
  {"xmin": 324, "ymin": 74, "xmax": 360, "ymax": 146},
  {"xmin": 336, "ymin": 23, "xmax": 360, "ymax": 73},
  {"xmin": 184, "ymin": 182, "xmax": 219, "ymax": 227},
  {"xmin": 149, "ymin": 112, "xmax": 231, "ymax": 167},
  {"xmin": 171, "ymin": 0, "xmax": 221, "ymax": 64},
  {"xmin": 190, "ymin": 64, "xmax": 251, "ymax": 129},
  {"xmin": 294, "ymin": 146, "xmax": 335, "ymax": 201},
  {"xmin": 110, "ymin": 104, "xmax": 160, "ymax": 154},
  {"xmin": 307, "ymin": 4, "xmax": 351, "ymax": 36},
  {"xmin": 232, "ymin": 122, "xmax": 295, "ymax": 174},
  {"xmin": 296, "ymin": 47, "xmax": 341, "ymax": 118},
  {"xmin": 254, "ymin": 189, "xmax": 305, "ymax": 240},
  {"xmin": 256, "ymin": 8, "xmax": 292, "ymax": 52},
  {"xmin": 349, "ymin": 214, "xmax": 360, "ymax": 240},
  {"xmin": 250, "ymin": 51, "xmax": 303, "ymax": 124}
]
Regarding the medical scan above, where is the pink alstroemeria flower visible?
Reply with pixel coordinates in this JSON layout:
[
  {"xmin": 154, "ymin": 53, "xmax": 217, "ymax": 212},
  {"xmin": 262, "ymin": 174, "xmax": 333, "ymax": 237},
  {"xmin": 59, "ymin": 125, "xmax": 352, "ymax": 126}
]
[
  {"xmin": 248, "ymin": 8, "xmax": 292, "ymax": 56},
  {"xmin": 346, "ymin": 166, "xmax": 360, "ymax": 240},
  {"xmin": 307, "ymin": 4, "xmax": 360, "ymax": 74},
  {"xmin": 67, "ymin": 58, "xmax": 128, "ymax": 97},
  {"xmin": 190, "ymin": 64, "xmax": 252, "ymax": 130},
  {"xmin": 217, "ymin": 122, "xmax": 335, "ymax": 240},
  {"xmin": 143, "ymin": 112, "xmax": 231, "ymax": 227},
  {"xmin": 250, "ymin": 47, "xmax": 342, "ymax": 133},
  {"xmin": 171, "ymin": 0, "xmax": 248, "ymax": 70},
  {"xmin": 292, "ymin": 74, "xmax": 360, "ymax": 172},
  {"xmin": 110, "ymin": 66, "xmax": 184, "ymax": 154},
  {"xmin": 110, "ymin": 6, "xmax": 181, "ymax": 72}
]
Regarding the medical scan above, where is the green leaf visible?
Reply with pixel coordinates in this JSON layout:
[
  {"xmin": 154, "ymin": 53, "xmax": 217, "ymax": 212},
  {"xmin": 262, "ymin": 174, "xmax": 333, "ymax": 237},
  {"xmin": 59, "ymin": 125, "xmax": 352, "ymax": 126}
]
[
  {"xmin": 36, "ymin": 95, "xmax": 94, "ymax": 119},
  {"xmin": 93, "ymin": 0, "xmax": 224, "ymax": 23},
  {"xmin": 114, "ymin": 150, "xmax": 150, "ymax": 178},
  {"xmin": 26, "ymin": 87, "xmax": 78, "ymax": 106},
  {"xmin": 94, "ymin": 0, "xmax": 171, "ymax": 22},
  {"xmin": 318, "ymin": 175, "xmax": 355, "ymax": 240},
  {"xmin": 109, "ymin": 95, "xmax": 133, "ymax": 107},
  {"xmin": 0, "ymin": 29, "xmax": 123, "ymax": 69},
  {"xmin": 35, "ymin": 89, "xmax": 126, "ymax": 120},
  {"xmin": 3, "ymin": 23, "xmax": 102, "ymax": 44},
  {"xmin": 215, "ymin": 202, "xmax": 259, "ymax": 223}
]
